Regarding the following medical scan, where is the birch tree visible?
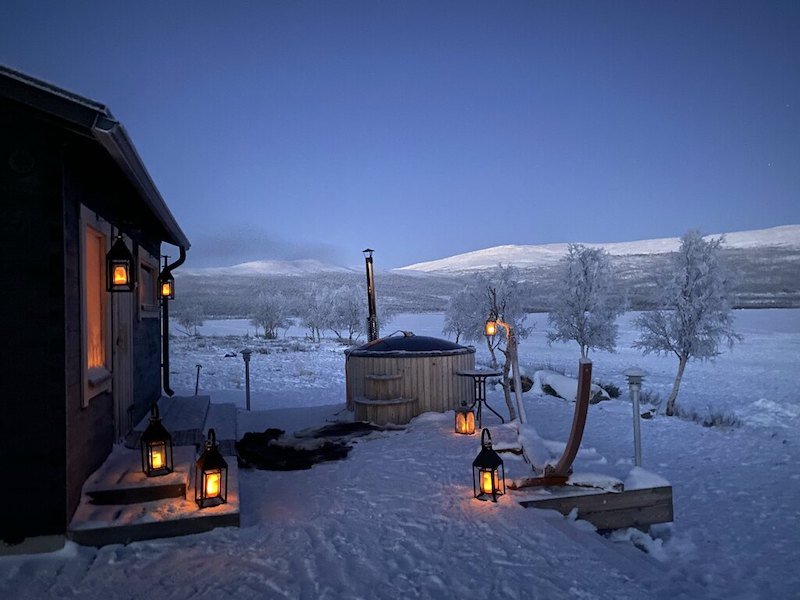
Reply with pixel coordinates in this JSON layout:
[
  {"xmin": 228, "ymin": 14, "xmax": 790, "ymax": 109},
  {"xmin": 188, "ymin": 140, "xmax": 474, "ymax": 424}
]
[
  {"xmin": 634, "ymin": 230, "xmax": 741, "ymax": 416},
  {"xmin": 547, "ymin": 244, "xmax": 625, "ymax": 358}
]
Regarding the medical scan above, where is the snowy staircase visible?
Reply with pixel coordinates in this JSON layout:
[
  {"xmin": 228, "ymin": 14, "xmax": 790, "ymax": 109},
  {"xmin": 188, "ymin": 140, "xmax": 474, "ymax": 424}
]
[{"xmin": 68, "ymin": 396, "xmax": 240, "ymax": 547}]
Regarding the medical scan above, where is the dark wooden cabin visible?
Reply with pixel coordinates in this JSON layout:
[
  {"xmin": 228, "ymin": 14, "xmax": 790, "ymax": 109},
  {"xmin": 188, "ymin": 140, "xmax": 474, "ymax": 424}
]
[{"xmin": 0, "ymin": 65, "xmax": 190, "ymax": 551}]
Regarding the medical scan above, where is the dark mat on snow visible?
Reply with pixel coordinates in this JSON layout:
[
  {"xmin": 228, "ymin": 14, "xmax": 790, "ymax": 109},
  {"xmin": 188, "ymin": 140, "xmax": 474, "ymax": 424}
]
[
  {"xmin": 236, "ymin": 428, "xmax": 351, "ymax": 471},
  {"xmin": 235, "ymin": 422, "xmax": 401, "ymax": 471}
]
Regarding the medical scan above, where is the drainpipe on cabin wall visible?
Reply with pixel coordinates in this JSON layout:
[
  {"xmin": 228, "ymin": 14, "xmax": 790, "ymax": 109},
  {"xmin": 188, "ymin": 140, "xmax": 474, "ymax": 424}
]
[{"xmin": 162, "ymin": 246, "xmax": 186, "ymax": 397}]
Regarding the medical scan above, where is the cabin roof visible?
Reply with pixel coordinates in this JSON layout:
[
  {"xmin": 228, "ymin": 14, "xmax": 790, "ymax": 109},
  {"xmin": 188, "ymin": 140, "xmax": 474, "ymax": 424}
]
[{"xmin": 0, "ymin": 65, "xmax": 190, "ymax": 249}]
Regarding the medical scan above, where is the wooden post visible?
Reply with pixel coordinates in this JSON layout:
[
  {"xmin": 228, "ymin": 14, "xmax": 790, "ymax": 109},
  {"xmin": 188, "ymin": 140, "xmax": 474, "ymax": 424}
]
[{"xmin": 552, "ymin": 359, "xmax": 592, "ymax": 477}]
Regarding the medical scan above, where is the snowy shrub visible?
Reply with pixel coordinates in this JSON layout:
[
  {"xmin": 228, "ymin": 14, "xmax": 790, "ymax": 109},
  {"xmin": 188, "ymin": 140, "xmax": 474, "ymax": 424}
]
[
  {"xmin": 541, "ymin": 384, "xmax": 559, "ymax": 398},
  {"xmin": 675, "ymin": 405, "xmax": 741, "ymax": 429},
  {"xmin": 597, "ymin": 381, "xmax": 621, "ymax": 398}
]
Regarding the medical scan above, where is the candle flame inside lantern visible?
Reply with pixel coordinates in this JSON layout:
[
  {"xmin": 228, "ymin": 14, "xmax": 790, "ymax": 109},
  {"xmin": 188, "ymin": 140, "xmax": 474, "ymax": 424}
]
[
  {"xmin": 113, "ymin": 265, "xmax": 128, "ymax": 285},
  {"xmin": 161, "ymin": 282, "xmax": 172, "ymax": 297},
  {"xmin": 151, "ymin": 448, "xmax": 164, "ymax": 470},
  {"xmin": 206, "ymin": 472, "xmax": 221, "ymax": 497},
  {"xmin": 481, "ymin": 470, "xmax": 498, "ymax": 495}
]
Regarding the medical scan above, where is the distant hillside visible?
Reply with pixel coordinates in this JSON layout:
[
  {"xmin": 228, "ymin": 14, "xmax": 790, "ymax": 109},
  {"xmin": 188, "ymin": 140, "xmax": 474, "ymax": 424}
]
[
  {"xmin": 173, "ymin": 225, "xmax": 800, "ymax": 317},
  {"xmin": 398, "ymin": 225, "xmax": 800, "ymax": 273}
]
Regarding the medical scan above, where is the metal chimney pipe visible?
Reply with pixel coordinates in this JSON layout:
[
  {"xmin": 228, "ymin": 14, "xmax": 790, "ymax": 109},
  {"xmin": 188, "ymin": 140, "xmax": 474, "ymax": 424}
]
[{"xmin": 363, "ymin": 248, "xmax": 379, "ymax": 342}]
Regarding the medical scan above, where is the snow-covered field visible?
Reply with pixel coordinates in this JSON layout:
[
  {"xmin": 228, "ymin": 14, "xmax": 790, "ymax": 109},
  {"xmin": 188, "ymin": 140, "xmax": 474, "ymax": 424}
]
[{"xmin": 2, "ymin": 310, "xmax": 798, "ymax": 599}]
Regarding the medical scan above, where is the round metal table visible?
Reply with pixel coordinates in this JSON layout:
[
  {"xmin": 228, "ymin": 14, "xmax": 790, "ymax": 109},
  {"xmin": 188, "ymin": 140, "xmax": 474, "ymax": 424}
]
[{"xmin": 457, "ymin": 369, "xmax": 505, "ymax": 427}]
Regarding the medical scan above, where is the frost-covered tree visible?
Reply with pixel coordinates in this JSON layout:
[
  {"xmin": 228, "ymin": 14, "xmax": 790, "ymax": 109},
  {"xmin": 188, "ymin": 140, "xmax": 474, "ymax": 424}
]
[
  {"xmin": 175, "ymin": 303, "xmax": 204, "ymax": 337},
  {"xmin": 328, "ymin": 285, "xmax": 366, "ymax": 343},
  {"xmin": 443, "ymin": 265, "xmax": 530, "ymax": 420},
  {"xmin": 634, "ymin": 230, "xmax": 741, "ymax": 416},
  {"xmin": 300, "ymin": 286, "xmax": 330, "ymax": 342},
  {"xmin": 251, "ymin": 292, "xmax": 289, "ymax": 339},
  {"xmin": 547, "ymin": 244, "xmax": 625, "ymax": 358}
]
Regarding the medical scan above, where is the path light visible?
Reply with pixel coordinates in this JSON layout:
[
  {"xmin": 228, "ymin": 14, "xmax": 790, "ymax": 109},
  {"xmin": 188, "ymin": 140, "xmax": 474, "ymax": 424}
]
[
  {"xmin": 624, "ymin": 368, "xmax": 647, "ymax": 467},
  {"xmin": 106, "ymin": 234, "xmax": 136, "ymax": 292},
  {"xmin": 195, "ymin": 429, "xmax": 228, "ymax": 508},
  {"xmin": 455, "ymin": 403, "xmax": 476, "ymax": 435},
  {"xmin": 140, "ymin": 405, "xmax": 173, "ymax": 477},
  {"xmin": 472, "ymin": 429, "xmax": 505, "ymax": 502}
]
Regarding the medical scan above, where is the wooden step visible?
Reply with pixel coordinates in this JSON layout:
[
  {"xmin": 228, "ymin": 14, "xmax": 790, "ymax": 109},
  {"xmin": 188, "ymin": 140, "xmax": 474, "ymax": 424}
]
[
  {"xmin": 125, "ymin": 395, "xmax": 211, "ymax": 449},
  {"xmin": 83, "ymin": 446, "xmax": 193, "ymax": 505},
  {"xmin": 204, "ymin": 402, "xmax": 238, "ymax": 456},
  {"xmin": 354, "ymin": 396, "xmax": 417, "ymax": 425},
  {"xmin": 69, "ymin": 446, "xmax": 239, "ymax": 547}
]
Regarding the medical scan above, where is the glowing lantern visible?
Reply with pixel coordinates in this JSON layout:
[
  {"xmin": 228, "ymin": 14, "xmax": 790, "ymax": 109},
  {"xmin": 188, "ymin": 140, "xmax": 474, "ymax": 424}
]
[
  {"xmin": 455, "ymin": 404, "xmax": 476, "ymax": 435},
  {"xmin": 158, "ymin": 268, "xmax": 175, "ymax": 300},
  {"xmin": 140, "ymin": 404, "xmax": 174, "ymax": 477},
  {"xmin": 106, "ymin": 234, "xmax": 136, "ymax": 292},
  {"xmin": 472, "ymin": 428, "xmax": 505, "ymax": 502},
  {"xmin": 484, "ymin": 315, "xmax": 498, "ymax": 337},
  {"xmin": 195, "ymin": 428, "xmax": 228, "ymax": 508}
]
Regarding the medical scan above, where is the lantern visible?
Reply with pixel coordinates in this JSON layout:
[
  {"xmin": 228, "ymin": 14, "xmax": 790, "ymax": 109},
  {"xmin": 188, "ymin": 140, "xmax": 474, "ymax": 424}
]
[
  {"xmin": 158, "ymin": 268, "xmax": 175, "ymax": 300},
  {"xmin": 455, "ymin": 404, "xmax": 476, "ymax": 435},
  {"xmin": 106, "ymin": 234, "xmax": 136, "ymax": 292},
  {"xmin": 472, "ymin": 428, "xmax": 505, "ymax": 502},
  {"xmin": 484, "ymin": 313, "xmax": 498, "ymax": 337},
  {"xmin": 195, "ymin": 428, "xmax": 228, "ymax": 508},
  {"xmin": 140, "ymin": 404, "xmax": 173, "ymax": 477}
]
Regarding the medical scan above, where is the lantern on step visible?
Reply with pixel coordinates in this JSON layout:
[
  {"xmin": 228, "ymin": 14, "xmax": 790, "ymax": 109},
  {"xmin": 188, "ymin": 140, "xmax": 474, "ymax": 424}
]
[
  {"xmin": 195, "ymin": 428, "xmax": 228, "ymax": 508},
  {"xmin": 158, "ymin": 267, "xmax": 175, "ymax": 300},
  {"xmin": 455, "ymin": 403, "xmax": 476, "ymax": 435},
  {"xmin": 106, "ymin": 234, "xmax": 136, "ymax": 292},
  {"xmin": 140, "ymin": 404, "xmax": 174, "ymax": 477},
  {"xmin": 472, "ymin": 428, "xmax": 505, "ymax": 502}
]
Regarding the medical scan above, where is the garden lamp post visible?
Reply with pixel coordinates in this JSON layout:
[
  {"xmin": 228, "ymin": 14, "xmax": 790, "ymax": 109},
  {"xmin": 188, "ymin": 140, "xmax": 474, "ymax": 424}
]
[
  {"xmin": 242, "ymin": 349, "xmax": 253, "ymax": 411},
  {"xmin": 484, "ymin": 311, "xmax": 527, "ymax": 424},
  {"xmin": 624, "ymin": 368, "xmax": 647, "ymax": 467}
]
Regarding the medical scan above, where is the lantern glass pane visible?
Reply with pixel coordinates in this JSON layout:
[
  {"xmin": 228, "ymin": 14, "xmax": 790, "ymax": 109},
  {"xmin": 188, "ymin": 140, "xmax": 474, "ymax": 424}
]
[
  {"xmin": 149, "ymin": 442, "xmax": 166, "ymax": 470},
  {"xmin": 465, "ymin": 412, "xmax": 475, "ymax": 434},
  {"xmin": 456, "ymin": 412, "xmax": 466, "ymax": 433},
  {"xmin": 480, "ymin": 468, "xmax": 499, "ymax": 495},
  {"xmin": 204, "ymin": 470, "xmax": 222, "ymax": 498},
  {"xmin": 113, "ymin": 264, "xmax": 129, "ymax": 285},
  {"xmin": 161, "ymin": 282, "xmax": 172, "ymax": 297}
]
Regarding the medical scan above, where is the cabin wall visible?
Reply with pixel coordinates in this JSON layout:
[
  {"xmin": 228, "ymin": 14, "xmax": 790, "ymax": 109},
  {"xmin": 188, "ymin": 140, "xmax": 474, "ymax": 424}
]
[
  {"xmin": 62, "ymin": 140, "xmax": 164, "ymax": 521},
  {"xmin": 0, "ymin": 103, "xmax": 68, "ymax": 541}
]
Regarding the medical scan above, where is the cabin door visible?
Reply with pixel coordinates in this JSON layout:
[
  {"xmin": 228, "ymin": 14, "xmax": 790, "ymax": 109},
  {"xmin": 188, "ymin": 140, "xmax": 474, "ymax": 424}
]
[{"xmin": 112, "ymin": 293, "xmax": 134, "ymax": 441}]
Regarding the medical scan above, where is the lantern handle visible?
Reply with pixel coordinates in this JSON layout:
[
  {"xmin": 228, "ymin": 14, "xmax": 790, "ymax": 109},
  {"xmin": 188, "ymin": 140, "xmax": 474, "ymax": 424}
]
[
  {"xmin": 481, "ymin": 428, "xmax": 492, "ymax": 449},
  {"xmin": 150, "ymin": 404, "xmax": 160, "ymax": 421},
  {"xmin": 207, "ymin": 428, "xmax": 217, "ymax": 447}
]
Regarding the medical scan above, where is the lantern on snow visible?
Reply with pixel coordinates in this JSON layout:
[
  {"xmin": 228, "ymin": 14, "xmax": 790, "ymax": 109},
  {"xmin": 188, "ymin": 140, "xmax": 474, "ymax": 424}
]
[
  {"xmin": 158, "ymin": 267, "xmax": 175, "ymax": 300},
  {"xmin": 455, "ymin": 403, "xmax": 476, "ymax": 435},
  {"xmin": 195, "ymin": 428, "xmax": 228, "ymax": 508},
  {"xmin": 472, "ymin": 428, "xmax": 505, "ymax": 502},
  {"xmin": 140, "ymin": 404, "xmax": 174, "ymax": 477},
  {"xmin": 106, "ymin": 234, "xmax": 136, "ymax": 292}
]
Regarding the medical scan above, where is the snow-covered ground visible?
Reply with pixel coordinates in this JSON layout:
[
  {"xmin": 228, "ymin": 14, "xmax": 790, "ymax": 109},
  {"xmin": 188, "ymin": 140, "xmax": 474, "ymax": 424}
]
[{"xmin": 2, "ymin": 310, "xmax": 798, "ymax": 599}]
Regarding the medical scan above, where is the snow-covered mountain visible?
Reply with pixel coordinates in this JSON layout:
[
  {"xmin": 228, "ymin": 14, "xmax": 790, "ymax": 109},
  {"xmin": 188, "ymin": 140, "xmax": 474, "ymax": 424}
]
[
  {"xmin": 397, "ymin": 225, "xmax": 800, "ymax": 273},
  {"xmin": 184, "ymin": 259, "xmax": 355, "ymax": 277}
]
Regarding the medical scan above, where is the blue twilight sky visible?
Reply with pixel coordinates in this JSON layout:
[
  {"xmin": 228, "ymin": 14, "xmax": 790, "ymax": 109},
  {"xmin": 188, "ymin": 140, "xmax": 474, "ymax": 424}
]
[{"xmin": 1, "ymin": 1, "xmax": 798, "ymax": 269}]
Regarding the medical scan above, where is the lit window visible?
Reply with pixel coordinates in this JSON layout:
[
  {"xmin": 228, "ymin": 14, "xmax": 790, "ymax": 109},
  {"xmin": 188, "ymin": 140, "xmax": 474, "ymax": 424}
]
[{"xmin": 85, "ymin": 226, "xmax": 106, "ymax": 370}]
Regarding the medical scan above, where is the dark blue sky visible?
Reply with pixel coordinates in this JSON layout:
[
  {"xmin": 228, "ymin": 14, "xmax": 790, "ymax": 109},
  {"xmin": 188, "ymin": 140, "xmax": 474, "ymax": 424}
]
[{"xmin": 2, "ymin": 1, "xmax": 798, "ymax": 268}]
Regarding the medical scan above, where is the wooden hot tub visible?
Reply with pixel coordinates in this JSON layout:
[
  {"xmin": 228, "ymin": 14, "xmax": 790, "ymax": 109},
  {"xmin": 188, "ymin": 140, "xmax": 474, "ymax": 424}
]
[{"xmin": 345, "ymin": 333, "xmax": 476, "ymax": 425}]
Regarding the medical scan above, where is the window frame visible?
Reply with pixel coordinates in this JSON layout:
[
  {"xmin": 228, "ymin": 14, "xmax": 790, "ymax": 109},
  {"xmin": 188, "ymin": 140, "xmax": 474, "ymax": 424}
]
[
  {"xmin": 80, "ymin": 205, "xmax": 113, "ymax": 406},
  {"xmin": 138, "ymin": 251, "xmax": 161, "ymax": 319}
]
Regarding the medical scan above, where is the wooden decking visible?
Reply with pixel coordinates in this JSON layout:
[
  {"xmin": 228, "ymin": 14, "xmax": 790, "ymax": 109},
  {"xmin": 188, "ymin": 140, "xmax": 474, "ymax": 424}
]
[
  {"xmin": 69, "ymin": 396, "xmax": 240, "ymax": 547},
  {"xmin": 518, "ymin": 485, "xmax": 674, "ymax": 530}
]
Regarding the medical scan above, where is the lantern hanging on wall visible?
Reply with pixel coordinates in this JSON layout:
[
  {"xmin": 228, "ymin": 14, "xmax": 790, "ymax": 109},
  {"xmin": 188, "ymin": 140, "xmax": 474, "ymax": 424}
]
[
  {"xmin": 455, "ymin": 403, "xmax": 476, "ymax": 435},
  {"xmin": 158, "ymin": 267, "xmax": 175, "ymax": 300},
  {"xmin": 140, "ymin": 404, "xmax": 174, "ymax": 477},
  {"xmin": 472, "ymin": 428, "xmax": 505, "ymax": 502},
  {"xmin": 195, "ymin": 428, "xmax": 228, "ymax": 508},
  {"xmin": 106, "ymin": 234, "xmax": 136, "ymax": 292}
]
